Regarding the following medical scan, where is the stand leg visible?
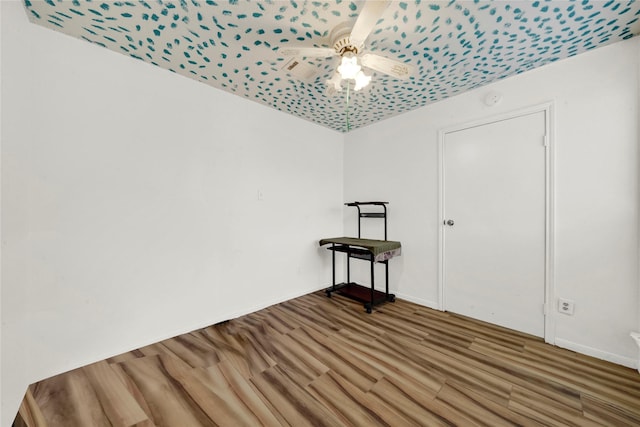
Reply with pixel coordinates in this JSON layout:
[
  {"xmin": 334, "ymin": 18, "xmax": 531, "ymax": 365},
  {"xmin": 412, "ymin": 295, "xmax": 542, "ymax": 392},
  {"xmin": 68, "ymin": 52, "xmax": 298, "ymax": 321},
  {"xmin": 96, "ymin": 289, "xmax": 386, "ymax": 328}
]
[
  {"xmin": 367, "ymin": 257, "xmax": 374, "ymax": 313},
  {"xmin": 332, "ymin": 245, "xmax": 335, "ymax": 289},
  {"xmin": 326, "ymin": 244, "xmax": 336, "ymax": 297},
  {"xmin": 385, "ymin": 260, "xmax": 389, "ymax": 296},
  {"xmin": 385, "ymin": 260, "xmax": 396, "ymax": 302}
]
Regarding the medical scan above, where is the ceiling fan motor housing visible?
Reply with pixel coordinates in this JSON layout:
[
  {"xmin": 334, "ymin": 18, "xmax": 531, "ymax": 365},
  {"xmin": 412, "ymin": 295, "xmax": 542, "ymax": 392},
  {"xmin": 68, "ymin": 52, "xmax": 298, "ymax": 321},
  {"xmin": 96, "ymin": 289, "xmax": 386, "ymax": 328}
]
[{"xmin": 331, "ymin": 21, "xmax": 361, "ymax": 56}]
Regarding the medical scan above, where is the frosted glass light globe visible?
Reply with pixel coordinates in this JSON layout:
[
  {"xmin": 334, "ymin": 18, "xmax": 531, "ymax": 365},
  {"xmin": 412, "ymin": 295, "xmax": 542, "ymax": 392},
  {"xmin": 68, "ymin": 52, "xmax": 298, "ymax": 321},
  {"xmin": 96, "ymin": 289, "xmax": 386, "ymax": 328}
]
[
  {"xmin": 337, "ymin": 56, "xmax": 361, "ymax": 80},
  {"xmin": 354, "ymin": 71, "xmax": 371, "ymax": 91}
]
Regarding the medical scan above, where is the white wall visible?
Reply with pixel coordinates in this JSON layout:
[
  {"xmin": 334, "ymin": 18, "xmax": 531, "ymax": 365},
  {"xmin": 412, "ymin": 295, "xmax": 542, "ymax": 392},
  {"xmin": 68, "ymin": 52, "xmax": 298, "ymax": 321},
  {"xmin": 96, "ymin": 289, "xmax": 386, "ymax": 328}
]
[
  {"xmin": 2, "ymin": 0, "xmax": 638, "ymax": 424},
  {"xmin": 0, "ymin": 3, "xmax": 4, "ymax": 423},
  {"xmin": 0, "ymin": 2, "xmax": 343, "ymax": 425},
  {"xmin": 345, "ymin": 37, "xmax": 640, "ymax": 368}
]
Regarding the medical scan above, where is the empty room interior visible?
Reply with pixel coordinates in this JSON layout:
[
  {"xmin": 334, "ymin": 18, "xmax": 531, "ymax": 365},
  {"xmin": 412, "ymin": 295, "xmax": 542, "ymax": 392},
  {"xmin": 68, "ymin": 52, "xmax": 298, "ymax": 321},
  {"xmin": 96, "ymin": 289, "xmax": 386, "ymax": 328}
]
[{"xmin": 2, "ymin": 0, "xmax": 640, "ymax": 425}]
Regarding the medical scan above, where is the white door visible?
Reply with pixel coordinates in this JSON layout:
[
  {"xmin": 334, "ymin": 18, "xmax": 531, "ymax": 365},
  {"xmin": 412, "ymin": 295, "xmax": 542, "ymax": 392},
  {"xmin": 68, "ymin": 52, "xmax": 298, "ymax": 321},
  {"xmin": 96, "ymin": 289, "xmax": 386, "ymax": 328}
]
[{"xmin": 443, "ymin": 111, "xmax": 547, "ymax": 337}]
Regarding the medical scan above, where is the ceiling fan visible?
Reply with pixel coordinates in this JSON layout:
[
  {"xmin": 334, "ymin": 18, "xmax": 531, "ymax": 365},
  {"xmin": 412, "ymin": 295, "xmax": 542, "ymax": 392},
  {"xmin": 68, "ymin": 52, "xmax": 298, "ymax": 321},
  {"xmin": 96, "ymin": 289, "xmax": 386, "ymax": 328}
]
[{"xmin": 279, "ymin": 1, "xmax": 414, "ymax": 95}]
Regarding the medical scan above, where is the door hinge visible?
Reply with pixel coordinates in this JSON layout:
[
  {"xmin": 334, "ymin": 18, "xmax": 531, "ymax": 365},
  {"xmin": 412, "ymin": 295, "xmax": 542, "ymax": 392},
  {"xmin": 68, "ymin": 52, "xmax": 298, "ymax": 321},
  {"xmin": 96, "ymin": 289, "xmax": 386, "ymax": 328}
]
[
  {"xmin": 543, "ymin": 134, "xmax": 549, "ymax": 147},
  {"xmin": 543, "ymin": 303, "xmax": 548, "ymax": 315}
]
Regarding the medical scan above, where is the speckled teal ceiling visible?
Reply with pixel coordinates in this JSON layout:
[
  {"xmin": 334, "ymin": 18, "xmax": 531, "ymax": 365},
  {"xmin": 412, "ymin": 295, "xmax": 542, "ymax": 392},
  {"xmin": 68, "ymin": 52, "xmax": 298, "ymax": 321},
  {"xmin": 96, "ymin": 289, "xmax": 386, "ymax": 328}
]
[{"xmin": 24, "ymin": 1, "xmax": 640, "ymax": 132}]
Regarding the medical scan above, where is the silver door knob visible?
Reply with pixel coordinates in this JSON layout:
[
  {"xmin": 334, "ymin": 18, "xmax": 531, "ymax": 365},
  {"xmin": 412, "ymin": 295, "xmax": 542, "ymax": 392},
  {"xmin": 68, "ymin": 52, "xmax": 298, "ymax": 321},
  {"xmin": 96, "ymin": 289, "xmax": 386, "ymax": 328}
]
[{"xmin": 445, "ymin": 219, "xmax": 455, "ymax": 226}]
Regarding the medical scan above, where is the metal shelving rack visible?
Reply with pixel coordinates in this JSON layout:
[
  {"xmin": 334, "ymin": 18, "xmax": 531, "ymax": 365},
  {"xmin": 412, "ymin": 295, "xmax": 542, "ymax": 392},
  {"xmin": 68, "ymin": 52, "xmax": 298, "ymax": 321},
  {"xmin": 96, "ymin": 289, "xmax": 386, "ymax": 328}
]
[{"xmin": 324, "ymin": 201, "xmax": 398, "ymax": 313}]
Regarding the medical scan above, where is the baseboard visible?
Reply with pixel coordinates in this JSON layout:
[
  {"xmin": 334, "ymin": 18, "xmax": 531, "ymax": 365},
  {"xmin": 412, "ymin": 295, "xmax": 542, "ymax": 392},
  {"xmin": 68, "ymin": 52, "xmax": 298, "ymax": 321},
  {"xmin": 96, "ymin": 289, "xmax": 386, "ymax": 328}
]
[
  {"xmin": 33, "ymin": 284, "xmax": 329, "ymax": 387},
  {"xmin": 554, "ymin": 338, "xmax": 638, "ymax": 370},
  {"xmin": 392, "ymin": 295, "xmax": 638, "ymax": 371},
  {"xmin": 220, "ymin": 285, "xmax": 328, "ymax": 322},
  {"xmin": 137, "ymin": 284, "xmax": 329, "ymax": 350},
  {"xmin": 393, "ymin": 293, "xmax": 441, "ymax": 311}
]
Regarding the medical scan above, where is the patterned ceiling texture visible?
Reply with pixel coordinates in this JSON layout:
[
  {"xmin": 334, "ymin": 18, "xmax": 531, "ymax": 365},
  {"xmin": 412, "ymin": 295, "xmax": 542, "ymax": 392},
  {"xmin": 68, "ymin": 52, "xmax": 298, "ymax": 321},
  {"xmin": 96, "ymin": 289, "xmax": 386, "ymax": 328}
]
[{"xmin": 24, "ymin": 1, "xmax": 640, "ymax": 132}]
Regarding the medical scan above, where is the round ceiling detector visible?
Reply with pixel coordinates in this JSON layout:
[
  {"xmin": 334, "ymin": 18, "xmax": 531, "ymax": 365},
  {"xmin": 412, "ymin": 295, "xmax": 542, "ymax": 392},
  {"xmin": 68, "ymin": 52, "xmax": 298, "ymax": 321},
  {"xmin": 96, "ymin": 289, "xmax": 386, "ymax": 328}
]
[{"xmin": 484, "ymin": 91, "xmax": 502, "ymax": 107}]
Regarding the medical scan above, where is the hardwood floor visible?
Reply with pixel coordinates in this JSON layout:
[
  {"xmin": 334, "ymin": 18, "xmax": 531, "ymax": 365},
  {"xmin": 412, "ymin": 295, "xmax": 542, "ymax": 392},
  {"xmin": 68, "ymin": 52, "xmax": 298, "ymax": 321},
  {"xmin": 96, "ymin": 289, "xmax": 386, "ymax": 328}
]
[{"xmin": 14, "ymin": 291, "xmax": 640, "ymax": 426}]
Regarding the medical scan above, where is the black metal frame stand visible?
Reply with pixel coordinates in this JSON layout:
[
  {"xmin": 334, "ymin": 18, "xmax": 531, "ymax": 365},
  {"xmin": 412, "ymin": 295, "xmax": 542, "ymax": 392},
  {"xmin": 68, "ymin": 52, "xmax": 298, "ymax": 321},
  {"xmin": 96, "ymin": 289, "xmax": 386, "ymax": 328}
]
[{"xmin": 324, "ymin": 202, "xmax": 396, "ymax": 313}]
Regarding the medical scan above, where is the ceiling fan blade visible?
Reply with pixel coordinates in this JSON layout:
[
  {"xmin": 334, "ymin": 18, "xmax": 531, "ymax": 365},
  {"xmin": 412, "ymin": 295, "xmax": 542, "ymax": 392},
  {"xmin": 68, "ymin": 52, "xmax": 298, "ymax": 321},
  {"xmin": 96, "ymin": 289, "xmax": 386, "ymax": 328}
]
[
  {"xmin": 360, "ymin": 53, "xmax": 414, "ymax": 79},
  {"xmin": 279, "ymin": 47, "xmax": 336, "ymax": 58},
  {"xmin": 349, "ymin": 0, "xmax": 391, "ymax": 49}
]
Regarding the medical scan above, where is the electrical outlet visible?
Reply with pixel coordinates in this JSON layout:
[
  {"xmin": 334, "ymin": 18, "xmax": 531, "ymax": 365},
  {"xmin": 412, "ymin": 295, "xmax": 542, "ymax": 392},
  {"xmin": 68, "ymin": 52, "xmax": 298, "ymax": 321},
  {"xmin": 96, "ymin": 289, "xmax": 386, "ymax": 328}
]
[{"xmin": 558, "ymin": 298, "xmax": 575, "ymax": 315}]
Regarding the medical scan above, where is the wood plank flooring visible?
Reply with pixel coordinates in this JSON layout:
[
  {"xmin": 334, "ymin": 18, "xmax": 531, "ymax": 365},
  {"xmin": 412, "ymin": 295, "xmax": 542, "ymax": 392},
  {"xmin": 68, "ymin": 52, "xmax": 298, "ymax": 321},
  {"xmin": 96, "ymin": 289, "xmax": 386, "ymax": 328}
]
[{"xmin": 14, "ymin": 291, "xmax": 640, "ymax": 426}]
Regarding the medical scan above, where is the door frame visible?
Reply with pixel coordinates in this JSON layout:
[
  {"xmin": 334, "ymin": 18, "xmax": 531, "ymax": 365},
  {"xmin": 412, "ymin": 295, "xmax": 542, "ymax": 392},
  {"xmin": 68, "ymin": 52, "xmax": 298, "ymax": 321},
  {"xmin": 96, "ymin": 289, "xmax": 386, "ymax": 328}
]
[{"xmin": 437, "ymin": 102, "xmax": 556, "ymax": 344}]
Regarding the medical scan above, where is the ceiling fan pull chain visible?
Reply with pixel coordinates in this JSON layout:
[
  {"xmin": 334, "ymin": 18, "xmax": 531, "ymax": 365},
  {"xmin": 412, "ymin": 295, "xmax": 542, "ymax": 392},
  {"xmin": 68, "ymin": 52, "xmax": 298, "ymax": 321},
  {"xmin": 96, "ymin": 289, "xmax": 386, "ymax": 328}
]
[{"xmin": 345, "ymin": 80, "xmax": 351, "ymax": 131}]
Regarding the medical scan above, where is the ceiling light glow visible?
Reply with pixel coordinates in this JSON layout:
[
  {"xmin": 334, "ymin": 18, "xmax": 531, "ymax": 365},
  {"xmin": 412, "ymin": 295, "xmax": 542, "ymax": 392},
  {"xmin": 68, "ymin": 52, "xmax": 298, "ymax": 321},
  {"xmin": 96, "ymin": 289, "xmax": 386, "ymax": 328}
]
[
  {"xmin": 337, "ymin": 55, "xmax": 361, "ymax": 80},
  {"xmin": 354, "ymin": 71, "xmax": 371, "ymax": 91}
]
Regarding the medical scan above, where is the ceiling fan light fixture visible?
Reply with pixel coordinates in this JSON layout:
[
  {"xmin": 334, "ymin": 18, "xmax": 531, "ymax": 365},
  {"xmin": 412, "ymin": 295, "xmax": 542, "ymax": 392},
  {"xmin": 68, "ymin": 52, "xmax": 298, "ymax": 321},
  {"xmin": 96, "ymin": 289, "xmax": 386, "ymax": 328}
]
[
  {"xmin": 354, "ymin": 70, "xmax": 371, "ymax": 91},
  {"xmin": 326, "ymin": 72, "xmax": 343, "ymax": 94},
  {"xmin": 337, "ymin": 55, "xmax": 361, "ymax": 80}
]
